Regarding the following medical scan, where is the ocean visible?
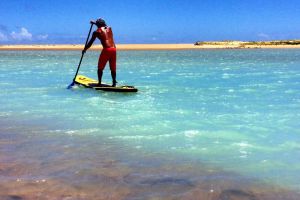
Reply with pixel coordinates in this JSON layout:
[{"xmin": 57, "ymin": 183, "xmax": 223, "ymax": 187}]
[{"xmin": 1, "ymin": 49, "xmax": 300, "ymax": 199}]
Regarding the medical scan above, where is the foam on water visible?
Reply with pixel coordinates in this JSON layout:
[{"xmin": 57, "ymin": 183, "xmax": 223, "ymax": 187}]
[{"xmin": 1, "ymin": 49, "xmax": 300, "ymax": 191}]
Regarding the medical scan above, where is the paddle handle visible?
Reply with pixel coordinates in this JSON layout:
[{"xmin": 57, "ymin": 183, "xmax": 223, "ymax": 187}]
[{"xmin": 72, "ymin": 23, "xmax": 94, "ymax": 82}]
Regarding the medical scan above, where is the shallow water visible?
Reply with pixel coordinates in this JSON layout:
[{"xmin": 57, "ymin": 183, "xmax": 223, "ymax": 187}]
[{"xmin": 0, "ymin": 49, "xmax": 300, "ymax": 199}]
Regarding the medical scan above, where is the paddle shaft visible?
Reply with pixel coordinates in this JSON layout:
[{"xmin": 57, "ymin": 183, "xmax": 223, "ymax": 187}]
[{"xmin": 72, "ymin": 23, "xmax": 94, "ymax": 82}]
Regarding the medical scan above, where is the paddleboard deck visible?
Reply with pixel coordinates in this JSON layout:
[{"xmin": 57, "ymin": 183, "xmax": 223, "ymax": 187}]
[{"xmin": 74, "ymin": 75, "xmax": 138, "ymax": 92}]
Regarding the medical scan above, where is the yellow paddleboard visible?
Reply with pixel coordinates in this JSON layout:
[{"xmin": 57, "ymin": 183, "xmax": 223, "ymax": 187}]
[{"xmin": 74, "ymin": 75, "xmax": 138, "ymax": 92}]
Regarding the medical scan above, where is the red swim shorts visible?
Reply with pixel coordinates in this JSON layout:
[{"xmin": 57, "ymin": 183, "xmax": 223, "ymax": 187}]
[{"xmin": 98, "ymin": 47, "xmax": 117, "ymax": 72}]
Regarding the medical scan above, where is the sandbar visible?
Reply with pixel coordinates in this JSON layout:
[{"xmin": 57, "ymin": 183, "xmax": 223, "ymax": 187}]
[{"xmin": 1, "ymin": 43, "xmax": 300, "ymax": 51}]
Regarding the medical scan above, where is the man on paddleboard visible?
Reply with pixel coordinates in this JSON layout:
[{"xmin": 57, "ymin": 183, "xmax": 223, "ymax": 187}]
[{"xmin": 82, "ymin": 18, "xmax": 117, "ymax": 87}]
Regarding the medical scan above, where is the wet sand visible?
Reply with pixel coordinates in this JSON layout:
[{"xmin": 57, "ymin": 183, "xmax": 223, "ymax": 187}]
[
  {"xmin": 1, "ymin": 119, "xmax": 300, "ymax": 200},
  {"xmin": 1, "ymin": 44, "xmax": 300, "ymax": 51}
]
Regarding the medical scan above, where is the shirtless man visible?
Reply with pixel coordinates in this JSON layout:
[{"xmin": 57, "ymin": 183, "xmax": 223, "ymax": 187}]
[{"xmin": 83, "ymin": 18, "xmax": 117, "ymax": 86}]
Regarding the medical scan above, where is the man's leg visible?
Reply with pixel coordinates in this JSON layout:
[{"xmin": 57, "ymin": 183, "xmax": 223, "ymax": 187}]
[
  {"xmin": 97, "ymin": 69, "xmax": 103, "ymax": 85},
  {"xmin": 109, "ymin": 49, "xmax": 117, "ymax": 86},
  {"xmin": 98, "ymin": 50, "xmax": 109, "ymax": 85},
  {"xmin": 111, "ymin": 71, "xmax": 117, "ymax": 87}
]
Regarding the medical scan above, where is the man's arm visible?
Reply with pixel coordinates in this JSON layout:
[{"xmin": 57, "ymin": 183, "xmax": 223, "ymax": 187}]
[{"xmin": 82, "ymin": 32, "xmax": 97, "ymax": 54}]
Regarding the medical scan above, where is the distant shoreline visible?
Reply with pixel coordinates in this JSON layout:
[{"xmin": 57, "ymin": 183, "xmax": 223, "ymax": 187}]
[{"xmin": 1, "ymin": 43, "xmax": 300, "ymax": 51}]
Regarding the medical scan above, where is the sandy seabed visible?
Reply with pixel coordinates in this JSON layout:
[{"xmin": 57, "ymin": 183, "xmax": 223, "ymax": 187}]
[{"xmin": 1, "ymin": 120, "xmax": 300, "ymax": 200}]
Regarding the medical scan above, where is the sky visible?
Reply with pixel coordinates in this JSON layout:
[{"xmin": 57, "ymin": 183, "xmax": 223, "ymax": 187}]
[{"xmin": 0, "ymin": 0, "xmax": 300, "ymax": 44}]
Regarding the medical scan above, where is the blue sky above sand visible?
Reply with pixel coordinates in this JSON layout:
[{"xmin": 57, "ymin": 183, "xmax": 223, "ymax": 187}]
[{"xmin": 0, "ymin": 0, "xmax": 300, "ymax": 44}]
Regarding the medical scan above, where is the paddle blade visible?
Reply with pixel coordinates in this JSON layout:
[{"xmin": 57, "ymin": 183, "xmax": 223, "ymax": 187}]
[{"xmin": 67, "ymin": 81, "xmax": 75, "ymax": 89}]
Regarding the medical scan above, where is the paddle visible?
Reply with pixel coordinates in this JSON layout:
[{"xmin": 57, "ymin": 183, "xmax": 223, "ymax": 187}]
[{"xmin": 67, "ymin": 22, "xmax": 94, "ymax": 89}]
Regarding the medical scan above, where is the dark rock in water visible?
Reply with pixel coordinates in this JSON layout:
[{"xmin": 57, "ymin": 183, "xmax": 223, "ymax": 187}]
[
  {"xmin": 3, "ymin": 196, "xmax": 23, "ymax": 200},
  {"xmin": 123, "ymin": 173, "xmax": 194, "ymax": 187},
  {"xmin": 140, "ymin": 177, "xmax": 194, "ymax": 187},
  {"xmin": 218, "ymin": 189, "xmax": 256, "ymax": 200}
]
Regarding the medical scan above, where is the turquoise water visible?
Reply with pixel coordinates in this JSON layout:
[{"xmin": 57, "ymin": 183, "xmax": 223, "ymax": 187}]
[{"xmin": 1, "ymin": 49, "xmax": 300, "ymax": 195}]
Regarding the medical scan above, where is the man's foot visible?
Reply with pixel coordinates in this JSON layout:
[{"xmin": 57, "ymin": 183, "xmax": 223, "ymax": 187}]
[
  {"xmin": 97, "ymin": 82, "xmax": 103, "ymax": 87},
  {"xmin": 112, "ymin": 81, "xmax": 118, "ymax": 87},
  {"xmin": 88, "ymin": 83, "xmax": 103, "ymax": 87}
]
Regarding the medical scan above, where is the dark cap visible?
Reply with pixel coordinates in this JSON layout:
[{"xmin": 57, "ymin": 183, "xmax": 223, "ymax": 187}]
[{"xmin": 91, "ymin": 18, "xmax": 106, "ymax": 27}]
